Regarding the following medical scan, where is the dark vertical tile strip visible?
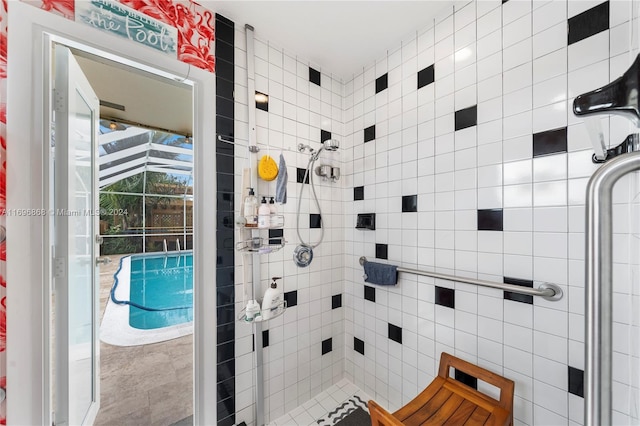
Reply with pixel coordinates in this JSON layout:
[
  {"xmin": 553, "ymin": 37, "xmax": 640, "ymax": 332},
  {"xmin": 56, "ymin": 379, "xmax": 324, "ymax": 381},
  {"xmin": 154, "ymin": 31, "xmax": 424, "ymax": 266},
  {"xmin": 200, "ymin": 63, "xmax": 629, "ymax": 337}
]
[
  {"xmin": 309, "ymin": 67, "xmax": 321, "ymax": 86},
  {"xmin": 503, "ymin": 277, "xmax": 534, "ymax": 304},
  {"xmin": 354, "ymin": 186, "xmax": 364, "ymax": 201},
  {"xmin": 332, "ymin": 294, "xmax": 342, "ymax": 309},
  {"xmin": 322, "ymin": 338, "xmax": 333, "ymax": 355},
  {"xmin": 402, "ymin": 195, "xmax": 418, "ymax": 212},
  {"xmin": 417, "ymin": 65, "xmax": 435, "ymax": 89},
  {"xmin": 364, "ymin": 125, "xmax": 376, "ymax": 142},
  {"xmin": 364, "ymin": 285, "xmax": 376, "ymax": 302},
  {"xmin": 388, "ymin": 323, "xmax": 403, "ymax": 344},
  {"xmin": 435, "ymin": 286, "xmax": 455, "ymax": 309},
  {"xmin": 568, "ymin": 366, "xmax": 585, "ymax": 398},
  {"xmin": 262, "ymin": 330, "xmax": 270, "ymax": 348},
  {"xmin": 376, "ymin": 243, "xmax": 388, "ymax": 260},
  {"xmin": 216, "ymin": 14, "xmax": 236, "ymax": 426},
  {"xmin": 455, "ymin": 105, "xmax": 477, "ymax": 131},
  {"xmin": 354, "ymin": 337, "xmax": 365, "ymax": 355},
  {"xmin": 477, "ymin": 209, "xmax": 504, "ymax": 231},
  {"xmin": 376, "ymin": 73, "xmax": 388, "ymax": 93},
  {"xmin": 455, "ymin": 370, "xmax": 478, "ymax": 389},
  {"xmin": 568, "ymin": 1, "xmax": 609, "ymax": 45},
  {"xmin": 533, "ymin": 127, "xmax": 568, "ymax": 157}
]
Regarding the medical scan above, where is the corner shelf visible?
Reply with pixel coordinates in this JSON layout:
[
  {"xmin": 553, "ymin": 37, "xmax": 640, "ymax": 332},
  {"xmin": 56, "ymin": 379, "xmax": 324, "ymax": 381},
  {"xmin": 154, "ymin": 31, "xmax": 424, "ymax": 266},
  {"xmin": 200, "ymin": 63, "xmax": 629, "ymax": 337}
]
[
  {"xmin": 238, "ymin": 300, "xmax": 287, "ymax": 323},
  {"xmin": 235, "ymin": 238, "xmax": 287, "ymax": 254}
]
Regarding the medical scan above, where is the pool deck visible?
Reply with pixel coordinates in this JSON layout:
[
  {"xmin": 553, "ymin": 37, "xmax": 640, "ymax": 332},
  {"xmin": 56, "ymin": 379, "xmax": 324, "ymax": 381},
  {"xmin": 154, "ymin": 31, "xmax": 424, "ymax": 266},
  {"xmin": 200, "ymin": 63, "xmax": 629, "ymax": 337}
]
[{"xmin": 95, "ymin": 254, "xmax": 193, "ymax": 426}]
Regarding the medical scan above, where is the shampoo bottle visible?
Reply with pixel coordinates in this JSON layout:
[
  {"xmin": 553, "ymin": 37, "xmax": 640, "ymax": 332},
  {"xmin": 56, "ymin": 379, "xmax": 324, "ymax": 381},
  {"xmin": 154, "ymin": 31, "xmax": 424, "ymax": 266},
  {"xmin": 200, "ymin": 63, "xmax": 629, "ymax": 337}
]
[
  {"xmin": 245, "ymin": 299, "xmax": 261, "ymax": 321},
  {"xmin": 269, "ymin": 196, "xmax": 279, "ymax": 227},
  {"xmin": 244, "ymin": 188, "xmax": 258, "ymax": 227},
  {"xmin": 258, "ymin": 196, "xmax": 271, "ymax": 228},
  {"xmin": 261, "ymin": 277, "xmax": 283, "ymax": 320}
]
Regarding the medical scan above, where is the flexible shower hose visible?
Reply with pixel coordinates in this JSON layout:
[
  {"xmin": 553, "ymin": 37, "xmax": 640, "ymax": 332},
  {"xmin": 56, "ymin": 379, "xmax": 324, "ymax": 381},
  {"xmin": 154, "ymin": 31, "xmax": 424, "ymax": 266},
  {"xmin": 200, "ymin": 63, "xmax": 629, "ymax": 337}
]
[{"xmin": 296, "ymin": 156, "xmax": 325, "ymax": 248}]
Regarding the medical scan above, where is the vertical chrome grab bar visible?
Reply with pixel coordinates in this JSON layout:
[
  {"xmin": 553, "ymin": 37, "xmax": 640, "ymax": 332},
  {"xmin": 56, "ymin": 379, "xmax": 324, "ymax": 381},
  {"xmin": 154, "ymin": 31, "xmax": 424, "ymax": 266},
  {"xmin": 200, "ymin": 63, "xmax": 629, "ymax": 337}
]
[{"xmin": 585, "ymin": 151, "xmax": 640, "ymax": 425}]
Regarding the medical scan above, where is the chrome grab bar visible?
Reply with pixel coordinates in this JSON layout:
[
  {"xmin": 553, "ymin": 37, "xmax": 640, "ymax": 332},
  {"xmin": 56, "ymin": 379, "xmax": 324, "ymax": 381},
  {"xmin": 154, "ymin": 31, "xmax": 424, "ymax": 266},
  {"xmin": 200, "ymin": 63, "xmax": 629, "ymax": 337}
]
[
  {"xmin": 585, "ymin": 151, "xmax": 640, "ymax": 425},
  {"xmin": 358, "ymin": 256, "xmax": 563, "ymax": 301}
]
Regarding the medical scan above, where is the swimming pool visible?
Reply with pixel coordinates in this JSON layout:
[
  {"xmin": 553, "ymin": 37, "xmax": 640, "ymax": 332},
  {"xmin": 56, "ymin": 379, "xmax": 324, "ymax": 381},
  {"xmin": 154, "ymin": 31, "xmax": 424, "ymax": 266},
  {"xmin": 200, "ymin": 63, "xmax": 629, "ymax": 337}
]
[{"xmin": 111, "ymin": 252, "xmax": 193, "ymax": 330}]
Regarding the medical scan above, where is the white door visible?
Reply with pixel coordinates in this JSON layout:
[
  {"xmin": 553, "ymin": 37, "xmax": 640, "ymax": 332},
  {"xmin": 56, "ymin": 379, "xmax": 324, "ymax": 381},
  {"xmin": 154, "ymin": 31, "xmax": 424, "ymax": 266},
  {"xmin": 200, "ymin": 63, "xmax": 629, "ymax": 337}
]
[{"xmin": 53, "ymin": 44, "xmax": 100, "ymax": 426}]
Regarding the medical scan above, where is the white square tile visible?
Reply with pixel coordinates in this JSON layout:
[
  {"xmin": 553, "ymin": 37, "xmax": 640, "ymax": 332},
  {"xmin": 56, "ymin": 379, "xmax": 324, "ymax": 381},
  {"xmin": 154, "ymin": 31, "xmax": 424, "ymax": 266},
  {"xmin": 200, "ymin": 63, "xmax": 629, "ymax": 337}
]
[
  {"xmin": 533, "ymin": 21, "xmax": 567, "ymax": 59},
  {"xmin": 503, "ymin": 13, "xmax": 532, "ymax": 48}
]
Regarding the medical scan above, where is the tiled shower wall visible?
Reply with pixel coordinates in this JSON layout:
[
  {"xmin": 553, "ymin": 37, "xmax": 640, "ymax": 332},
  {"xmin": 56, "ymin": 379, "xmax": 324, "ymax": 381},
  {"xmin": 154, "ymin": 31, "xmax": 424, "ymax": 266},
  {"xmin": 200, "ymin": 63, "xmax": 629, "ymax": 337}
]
[
  {"xmin": 342, "ymin": 0, "xmax": 640, "ymax": 425},
  {"xmin": 231, "ymin": 28, "xmax": 346, "ymax": 424}
]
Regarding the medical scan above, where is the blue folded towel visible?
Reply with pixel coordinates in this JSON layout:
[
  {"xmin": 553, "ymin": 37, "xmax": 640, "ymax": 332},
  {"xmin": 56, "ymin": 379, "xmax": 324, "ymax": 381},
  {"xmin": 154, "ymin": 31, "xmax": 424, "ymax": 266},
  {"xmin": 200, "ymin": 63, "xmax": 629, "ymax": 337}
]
[
  {"xmin": 275, "ymin": 153, "xmax": 287, "ymax": 204},
  {"xmin": 363, "ymin": 261, "xmax": 398, "ymax": 285}
]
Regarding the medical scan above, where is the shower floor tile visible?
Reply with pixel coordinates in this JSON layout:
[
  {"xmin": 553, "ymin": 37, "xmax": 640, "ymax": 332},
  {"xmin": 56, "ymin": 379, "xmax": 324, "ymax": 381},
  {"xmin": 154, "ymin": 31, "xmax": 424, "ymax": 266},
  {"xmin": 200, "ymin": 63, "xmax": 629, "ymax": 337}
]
[{"xmin": 268, "ymin": 379, "xmax": 371, "ymax": 426}]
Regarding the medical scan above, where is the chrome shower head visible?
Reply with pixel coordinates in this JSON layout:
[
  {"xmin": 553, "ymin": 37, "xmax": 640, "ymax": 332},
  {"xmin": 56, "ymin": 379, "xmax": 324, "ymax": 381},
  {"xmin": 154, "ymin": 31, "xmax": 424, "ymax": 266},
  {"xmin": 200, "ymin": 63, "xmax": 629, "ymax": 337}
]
[{"xmin": 322, "ymin": 139, "xmax": 339, "ymax": 151}]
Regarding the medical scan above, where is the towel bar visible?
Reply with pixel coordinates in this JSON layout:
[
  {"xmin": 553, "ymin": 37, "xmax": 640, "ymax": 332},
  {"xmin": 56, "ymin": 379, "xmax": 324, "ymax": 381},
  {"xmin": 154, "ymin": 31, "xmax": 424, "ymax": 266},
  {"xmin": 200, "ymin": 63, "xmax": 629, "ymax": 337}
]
[{"xmin": 359, "ymin": 256, "xmax": 563, "ymax": 301}]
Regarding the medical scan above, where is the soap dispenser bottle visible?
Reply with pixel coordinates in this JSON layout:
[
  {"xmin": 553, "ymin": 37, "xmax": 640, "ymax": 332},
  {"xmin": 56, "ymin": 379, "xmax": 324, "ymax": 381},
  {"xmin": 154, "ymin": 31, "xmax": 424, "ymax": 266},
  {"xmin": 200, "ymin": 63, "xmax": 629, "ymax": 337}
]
[
  {"xmin": 261, "ymin": 277, "xmax": 283, "ymax": 320},
  {"xmin": 268, "ymin": 196, "xmax": 280, "ymax": 227},
  {"xmin": 244, "ymin": 188, "xmax": 258, "ymax": 227},
  {"xmin": 258, "ymin": 196, "xmax": 271, "ymax": 228}
]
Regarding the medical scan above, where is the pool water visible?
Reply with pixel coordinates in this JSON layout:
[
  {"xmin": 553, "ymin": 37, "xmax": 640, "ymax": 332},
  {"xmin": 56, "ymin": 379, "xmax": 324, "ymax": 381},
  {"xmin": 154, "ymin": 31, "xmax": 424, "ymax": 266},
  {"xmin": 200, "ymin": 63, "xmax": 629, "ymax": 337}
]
[{"xmin": 128, "ymin": 253, "xmax": 193, "ymax": 330}]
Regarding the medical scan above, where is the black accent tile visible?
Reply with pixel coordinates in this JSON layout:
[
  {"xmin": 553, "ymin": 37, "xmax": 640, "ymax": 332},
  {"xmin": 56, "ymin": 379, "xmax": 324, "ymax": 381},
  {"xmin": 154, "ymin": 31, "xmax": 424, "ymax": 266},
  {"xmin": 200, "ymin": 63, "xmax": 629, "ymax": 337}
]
[
  {"xmin": 216, "ymin": 58, "xmax": 234, "ymax": 82},
  {"xmin": 217, "ymin": 376, "xmax": 235, "ymax": 401},
  {"xmin": 217, "ymin": 359, "xmax": 235, "ymax": 382},
  {"xmin": 388, "ymin": 323, "xmax": 403, "ymax": 344},
  {"xmin": 354, "ymin": 186, "xmax": 364, "ymax": 201},
  {"xmin": 332, "ymin": 294, "xmax": 342, "ymax": 309},
  {"xmin": 477, "ymin": 209, "xmax": 503, "ymax": 231},
  {"xmin": 215, "ymin": 13, "xmax": 234, "ymax": 30},
  {"xmin": 322, "ymin": 338, "xmax": 333, "ymax": 355},
  {"xmin": 215, "ymin": 20, "xmax": 234, "ymax": 44},
  {"xmin": 376, "ymin": 73, "xmax": 388, "ymax": 93},
  {"xmin": 217, "ymin": 173, "xmax": 234, "ymax": 193},
  {"xmin": 503, "ymin": 277, "xmax": 534, "ymax": 304},
  {"xmin": 284, "ymin": 290, "xmax": 298, "ymax": 308},
  {"xmin": 216, "ymin": 230, "xmax": 235, "ymax": 251},
  {"xmin": 216, "ymin": 267, "xmax": 234, "ymax": 287},
  {"xmin": 215, "ymin": 210, "xmax": 233, "ymax": 229},
  {"xmin": 262, "ymin": 330, "xmax": 269, "ymax": 348},
  {"xmin": 310, "ymin": 213, "xmax": 322, "ymax": 228},
  {"xmin": 217, "ymin": 340, "xmax": 235, "ymax": 363},
  {"xmin": 217, "ymin": 192, "xmax": 234, "ymax": 212},
  {"xmin": 418, "ymin": 65, "xmax": 435, "ymax": 89},
  {"xmin": 568, "ymin": 366, "xmax": 584, "ymax": 398},
  {"xmin": 217, "ymin": 323, "xmax": 235, "ymax": 344},
  {"xmin": 217, "ymin": 79, "xmax": 234, "ymax": 101},
  {"xmin": 435, "ymin": 286, "xmax": 455, "ymax": 309},
  {"xmin": 216, "ymin": 153, "xmax": 235, "ymax": 175},
  {"xmin": 216, "ymin": 139, "xmax": 234, "ymax": 156},
  {"xmin": 216, "ymin": 246, "xmax": 235, "ymax": 267},
  {"xmin": 376, "ymin": 243, "xmax": 388, "ymax": 260},
  {"xmin": 297, "ymin": 167, "xmax": 310, "ymax": 184},
  {"xmin": 215, "ymin": 39, "xmax": 234, "ymax": 63},
  {"xmin": 402, "ymin": 195, "xmax": 418, "ymax": 213},
  {"xmin": 217, "ymin": 96, "xmax": 234, "ymax": 120},
  {"xmin": 455, "ymin": 105, "xmax": 477, "ymax": 131},
  {"xmin": 568, "ymin": 1, "xmax": 609, "ymax": 45},
  {"xmin": 269, "ymin": 228, "xmax": 284, "ymax": 245},
  {"xmin": 455, "ymin": 369, "xmax": 478, "ymax": 389},
  {"xmin": 502, "ymin": 0, "xmax": 509, "ymax": 3},
  {"xmin": 217, "ymin": 304, "xmax": 235, "ymax": 326},
  {"xmin": 255, "ymin": 91, "xmax": 269, "ymax": 112},
  {"xmin": 533, "ymin": 127, "xmax": 568, "ymax": 157},
  {"xmin": 216, "ymin": 398, "xmax": 235, "ymax": 424},
  {"xmin": 218, "ymin": 414, "xmax": 235, "ymax": 426},
  {"xmin": 309, "ymin": 67, "xmax": 321, "ymax": 86},
  {"xmin": 321, "ymin": 129, "xmax": 332, "ymax": 142},
  {"xmin": 354, "ymin": 337, "xmax": 365, "ymax": 355},
  {"xmin": 237, "ymin": 423, "xmax": 248, "ymax": 426},
  {"xmin": 217, "ymin": 285, "xmax": 235, "ymax": 306},
  {"xmin": 364, "ymin": 125, "xmax": 376, "ymax": 143},
  {"xmin": 216, "ymin": 116, "xmax": 234, "ymax": 138},
  {"xmin": 364, "ymin": 285, "xmax": 376, "ymax": 302}
]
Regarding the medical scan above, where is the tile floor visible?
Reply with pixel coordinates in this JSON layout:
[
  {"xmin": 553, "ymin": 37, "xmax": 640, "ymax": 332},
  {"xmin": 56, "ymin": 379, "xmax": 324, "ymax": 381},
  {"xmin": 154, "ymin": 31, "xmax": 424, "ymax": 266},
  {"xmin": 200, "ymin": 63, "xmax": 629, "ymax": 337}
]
[{"xmin": 268, "ymin": 379, "xmax": 371, "ymax": 426}]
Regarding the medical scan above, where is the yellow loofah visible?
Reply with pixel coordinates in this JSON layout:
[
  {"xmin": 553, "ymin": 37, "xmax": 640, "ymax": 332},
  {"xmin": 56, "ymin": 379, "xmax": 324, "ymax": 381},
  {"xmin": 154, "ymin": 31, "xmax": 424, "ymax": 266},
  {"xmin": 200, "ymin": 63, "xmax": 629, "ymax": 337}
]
[{"xmin": 258, "ymin": 155, "xmax": 278, "ymax": 181}]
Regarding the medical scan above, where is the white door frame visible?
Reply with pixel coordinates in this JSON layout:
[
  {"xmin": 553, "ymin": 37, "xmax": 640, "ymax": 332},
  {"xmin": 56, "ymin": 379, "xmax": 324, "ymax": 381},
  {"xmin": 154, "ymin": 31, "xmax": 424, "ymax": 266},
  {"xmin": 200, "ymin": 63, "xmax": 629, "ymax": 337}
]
[{"xmin": 6, "ymin": 2, "xmax": 217, "ymax": 424}]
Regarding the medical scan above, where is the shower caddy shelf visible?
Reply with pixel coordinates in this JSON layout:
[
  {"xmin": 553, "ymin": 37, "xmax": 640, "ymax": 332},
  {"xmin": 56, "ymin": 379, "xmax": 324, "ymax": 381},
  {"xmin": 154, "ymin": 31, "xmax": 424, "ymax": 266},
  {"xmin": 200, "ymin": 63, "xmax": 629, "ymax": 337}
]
[
  {"xmin": 237, "ymin": 214, "xmax": 285, "ymax": 229},
  {"xmin": 235, "ymin": 238, "xmax": 287, "ymax": 253},
  {"xmin": 238, "ymin": 300, "xmax": 287, "ymax": 323}
]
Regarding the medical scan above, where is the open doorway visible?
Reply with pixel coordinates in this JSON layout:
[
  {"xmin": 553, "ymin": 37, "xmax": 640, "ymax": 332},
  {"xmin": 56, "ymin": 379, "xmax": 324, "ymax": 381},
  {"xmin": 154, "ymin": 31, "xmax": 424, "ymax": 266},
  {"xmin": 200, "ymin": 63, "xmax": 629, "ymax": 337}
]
[{"xmin": 50, "ymin": 42, "xmax": 195, "ymax": 425}]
